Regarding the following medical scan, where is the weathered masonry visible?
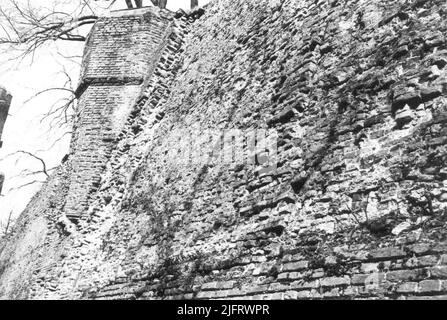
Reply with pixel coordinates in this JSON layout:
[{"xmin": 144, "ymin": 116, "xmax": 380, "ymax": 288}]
[
  {"xmin": 0, "ymin": 86, "xmax": 11, "ymax": 149},
  {"xmin": 0, "ymin": 0, "xmax": 446, "ymax": 300},
  {"xmin": 65, "ymin": 8, "xmax": 192, "ymax": 221}
]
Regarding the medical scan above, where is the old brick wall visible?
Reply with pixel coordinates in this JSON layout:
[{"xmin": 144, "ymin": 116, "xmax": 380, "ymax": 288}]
[
  {"xmin": 0, "ymin": 0, "xmax": 447, "ymax": 300},
  {"xmin": 65, "ymin": 8, "xmax": 183, "ymax": 220},
  {"xmin": 84, "ymin": 0, "xmax": 446, "ymax": 300}
]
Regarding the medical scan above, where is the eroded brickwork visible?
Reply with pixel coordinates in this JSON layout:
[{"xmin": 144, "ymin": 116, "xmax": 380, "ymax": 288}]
[
  {"xmin": 0, "ymin": 0, "xmax": 446, "ymax": 300},
  {"xmin": 65, "ymin": 8, "xmax": 185, "ymax": 220},
  {"xmin": 86, "ymin": 0, "xmax": 446, "ymax": 300}
]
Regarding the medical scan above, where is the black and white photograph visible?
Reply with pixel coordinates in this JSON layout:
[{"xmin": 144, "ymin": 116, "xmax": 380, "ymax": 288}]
[{"xmin": 0, "ymin": 0, "xmax": 446, "ymax": 307}]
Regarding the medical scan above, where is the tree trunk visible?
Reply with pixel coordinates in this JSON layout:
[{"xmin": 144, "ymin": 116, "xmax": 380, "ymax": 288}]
[
  {"xmin": 0, "ymin": 172, "xmax": 4, "ymax": 195},
  {"xmin": 125, "ymin": 0, "xmax": 134, "ymax": 8},
  {"xmin": 134, "ymin": 0, "xmax": 143, "ymax": 8},
  {"xmin": 191, "ymin": 0, "xmax": 198, "ymax": 9},
  {"xmin": 159, "ymin": 0, "xmax": 167, "ymax": 9}
]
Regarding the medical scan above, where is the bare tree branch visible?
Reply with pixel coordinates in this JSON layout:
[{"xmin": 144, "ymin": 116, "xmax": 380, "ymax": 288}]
[
  {"xmin": 1, "ymin": 150, "xmax": 52, "ymax": 178},
  {"xmin": 0, "ymin": 0, "xmax": 98, "ymax": 60},
  {"xmin": 23, "ymin": 87, "xmax": 75, "ymax": 105},
  {"xmin": 7, "ymin": 179, "xmax": 45, "ymax": 192},
  {"xmin": 0, "ymin": 211, "xmax": 15, "ymax": 237}
]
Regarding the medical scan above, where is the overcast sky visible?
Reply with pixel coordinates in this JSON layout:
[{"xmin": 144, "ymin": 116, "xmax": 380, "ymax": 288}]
[{"xmin": 0, "ymin": 0, "xmax": 211, "ymax": 224}]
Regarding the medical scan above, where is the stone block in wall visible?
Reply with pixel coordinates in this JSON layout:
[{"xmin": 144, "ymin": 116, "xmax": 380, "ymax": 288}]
[
  {"xmin": 418, "ymin": 280, "xmax": 441, "ymax": 294},
  {"xmin": 0, "ymin": 86, "xmax": 11, "ymax": 195},
  {"xmin": 320, "ymin": 276, "xmax": 350, "ymax": 288},
  {"xmin": 386, "ymin": 269, "xmax": 425, "ymax": 282},
  {"xmin": 429, "ymin": 266, "xmax": 447, "ymax": 279}
]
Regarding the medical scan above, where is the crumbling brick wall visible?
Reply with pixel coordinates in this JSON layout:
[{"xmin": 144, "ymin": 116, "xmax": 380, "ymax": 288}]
[
  {"xmin": 65, "ymin": 8, "xmax": 182, "ymax": 221},
  {"xmin": 0, "ymin": 0, "xmax": 446, "ymax": 300}
]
